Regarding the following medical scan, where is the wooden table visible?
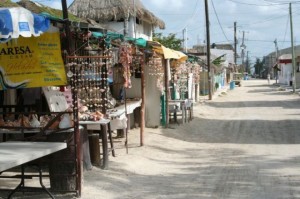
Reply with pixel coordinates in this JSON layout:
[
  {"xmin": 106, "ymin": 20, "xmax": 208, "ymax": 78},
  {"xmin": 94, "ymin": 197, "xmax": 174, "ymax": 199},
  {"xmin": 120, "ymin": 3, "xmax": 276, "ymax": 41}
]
[{"xmin": 79, "ymin": 119, "xmax": 112, "ymax": 169}]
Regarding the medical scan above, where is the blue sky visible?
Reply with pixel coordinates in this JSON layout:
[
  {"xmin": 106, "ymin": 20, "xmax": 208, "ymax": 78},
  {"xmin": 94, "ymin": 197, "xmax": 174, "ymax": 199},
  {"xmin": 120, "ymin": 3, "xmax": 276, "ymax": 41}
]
[{"xmin": 12, "ymin": 0, "xmax": 300, "ymax": 64}]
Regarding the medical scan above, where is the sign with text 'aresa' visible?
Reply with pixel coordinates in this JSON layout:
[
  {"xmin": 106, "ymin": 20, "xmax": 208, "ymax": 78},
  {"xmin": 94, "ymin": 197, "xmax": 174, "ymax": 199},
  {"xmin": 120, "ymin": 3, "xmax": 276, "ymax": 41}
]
[{"xmin": 0, "ymin": 31, "xmax": 67, "ymax": 90}]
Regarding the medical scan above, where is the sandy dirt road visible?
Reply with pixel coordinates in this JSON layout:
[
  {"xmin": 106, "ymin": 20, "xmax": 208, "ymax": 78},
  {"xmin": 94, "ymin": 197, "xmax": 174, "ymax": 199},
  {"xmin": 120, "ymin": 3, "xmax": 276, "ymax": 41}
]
[{"xmin": 2, "ymin": 79, "xmax": 300, "ymax": 199}]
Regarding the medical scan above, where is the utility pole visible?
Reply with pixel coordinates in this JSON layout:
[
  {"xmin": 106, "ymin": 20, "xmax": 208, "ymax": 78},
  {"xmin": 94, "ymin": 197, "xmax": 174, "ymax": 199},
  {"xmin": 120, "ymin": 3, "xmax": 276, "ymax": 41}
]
[
  {"xmin": 133, "ymin": 0, "xmax": 136, "ymax": 39},
  {"xmin": 289, "ymin": 3, "xmax": 296, "ymax": 93},
  {"xmin": 234, "ymin": 22, "xmax": 237, "ymax": 65},
  {"xmin": 246, "ymin": 51, "xmax": 249, "ymax": 73},
  {"xmin": 204, "ymin": 0, "xmax": 212, "ymax": 100},
  {"xmin": 274, "ymin": 39, "xmax": 279, "ymax": 84},
  {"xmin": 183, "ymin": 28, "xmax": 187, "ymax": 53},
  {"xmin": 240, "ymin": 31, "xmax": 246, "ymax": 72}
]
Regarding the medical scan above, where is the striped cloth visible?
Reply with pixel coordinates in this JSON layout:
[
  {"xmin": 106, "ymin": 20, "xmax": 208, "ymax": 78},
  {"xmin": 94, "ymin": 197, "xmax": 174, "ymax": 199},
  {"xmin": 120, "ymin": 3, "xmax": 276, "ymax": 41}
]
[{"xmin": 0, "ymin": 7, "xmax": 50, "ymax": 42}]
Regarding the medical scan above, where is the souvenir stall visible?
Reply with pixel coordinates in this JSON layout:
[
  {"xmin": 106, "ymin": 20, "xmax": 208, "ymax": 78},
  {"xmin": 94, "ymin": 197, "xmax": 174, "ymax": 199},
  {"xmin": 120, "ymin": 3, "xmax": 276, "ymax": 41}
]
[
  {"xmin": 146, "ymin": 41, "xmax": 188, "ymax": 127},
  {"xmin": 186, "ymin": 55, "xmax": 202, "ymax": 102},
  {"xmin": 65, "ymin": 28, "xmax": 146, "ymax": 157},
  {"xmin": 145, "ymin": 51, "xmax": 165, "ymax": 125},
  {"xmin": 172, "ymin": 59, "xmax": 201, "ymax": 114},
  {"xmin": 114, "ymin": 41, "xmax": 145, "ymax": 146},
  {"xmin": 0, "ymin": 7, "xmax": 83, "ymax": 198}
]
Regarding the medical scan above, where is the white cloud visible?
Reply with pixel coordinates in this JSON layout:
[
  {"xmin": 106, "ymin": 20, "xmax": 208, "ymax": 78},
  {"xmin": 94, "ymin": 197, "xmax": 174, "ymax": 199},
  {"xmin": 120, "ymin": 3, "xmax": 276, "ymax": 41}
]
[
  {"xmin": 46, "ymin": 1, "xmax": 62, "ymax": 10},
  {"xmin": 150, "ymin": 0, "xmax": 184, "ymax": 10}
]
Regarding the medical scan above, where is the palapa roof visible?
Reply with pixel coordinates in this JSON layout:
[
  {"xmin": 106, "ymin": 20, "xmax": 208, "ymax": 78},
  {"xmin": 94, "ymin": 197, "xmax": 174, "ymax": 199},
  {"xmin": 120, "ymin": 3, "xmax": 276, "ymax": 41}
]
[
  {"xmin": 16, "ymin": 0, "xmax": 83, "ymax": 22},
  {"xmin": 0, "ymin": 0, "xmax": 20, "ymax": 7},
  {"xmin": 68, "ymin": 0, "xmax": 165, "ymax": 29}
]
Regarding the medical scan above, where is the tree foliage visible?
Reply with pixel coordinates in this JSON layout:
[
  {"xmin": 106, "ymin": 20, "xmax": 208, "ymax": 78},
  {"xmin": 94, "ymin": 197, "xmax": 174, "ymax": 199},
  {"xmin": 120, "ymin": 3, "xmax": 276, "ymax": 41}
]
[
  {"xmin": 212, "ymin": 54, "xmax": 226, "ymax": 66},
  {"xmin": 153, "ymin": 33, "xmax": 183, "ymax": 51},
  {"xmin": 253, "ymin": 58, "xmax": 264, "ymax": 75}
]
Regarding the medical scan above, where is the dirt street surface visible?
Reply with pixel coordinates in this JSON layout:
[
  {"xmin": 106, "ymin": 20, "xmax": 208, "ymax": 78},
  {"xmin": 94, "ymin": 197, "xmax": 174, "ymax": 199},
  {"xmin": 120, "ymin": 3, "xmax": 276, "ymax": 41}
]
[{"xmin": 1, "ymin": 79, "xmax": 300, "ymax": 199}]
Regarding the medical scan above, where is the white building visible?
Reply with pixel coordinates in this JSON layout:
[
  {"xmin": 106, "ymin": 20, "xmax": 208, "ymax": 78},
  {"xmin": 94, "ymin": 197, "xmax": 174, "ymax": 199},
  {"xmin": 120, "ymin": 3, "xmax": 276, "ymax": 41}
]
[{"xmin": 278, "ymin": 54, "xmax": 293, "ymax": 85}]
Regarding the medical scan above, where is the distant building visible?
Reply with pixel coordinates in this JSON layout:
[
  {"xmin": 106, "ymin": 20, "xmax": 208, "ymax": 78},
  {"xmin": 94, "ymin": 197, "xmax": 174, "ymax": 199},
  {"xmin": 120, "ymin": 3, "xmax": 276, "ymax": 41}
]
[
  {"xmin": 277, "ymin": 54, "xmax": 300, "ymax": 87},
  {"xmin": 189, "ymin": 43, "xmax": 235, "ymax": 67},
  {"xmin": 265, "ymin": 44, "xmax": 300, "ymax": 77}
]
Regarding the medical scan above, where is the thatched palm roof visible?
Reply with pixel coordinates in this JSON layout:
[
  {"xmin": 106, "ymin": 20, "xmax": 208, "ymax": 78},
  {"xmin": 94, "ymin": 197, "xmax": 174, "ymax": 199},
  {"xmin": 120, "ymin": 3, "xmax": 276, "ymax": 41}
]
[
  {"xmin": 68, "ymin": 0, "xmax": 165, "ymax": 29},
  {"xmin": 16, "ymin": 0, "xmax": 84, "ymax": 22},
  {"xmin": 0, "ymin": 0, "xmax": 20, "ymax": 7}
]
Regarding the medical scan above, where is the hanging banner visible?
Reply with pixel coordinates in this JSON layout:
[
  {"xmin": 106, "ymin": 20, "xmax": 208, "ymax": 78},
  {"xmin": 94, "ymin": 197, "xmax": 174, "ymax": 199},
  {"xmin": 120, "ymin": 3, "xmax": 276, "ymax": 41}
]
[{"xmin": 0, "ymin": 31, "xmax": 66, "ymax": 90}]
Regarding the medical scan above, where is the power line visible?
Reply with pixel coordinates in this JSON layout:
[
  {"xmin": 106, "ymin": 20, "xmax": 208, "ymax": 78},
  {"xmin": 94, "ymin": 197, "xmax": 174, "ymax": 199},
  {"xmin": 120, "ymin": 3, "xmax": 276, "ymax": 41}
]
[
  {"xmin": 162, "ymin": 0, "xmax": 201, "ymax": 35},
  {"xmin": 181, "ymin": 0, "xmax": 200, "ymax": 29},
  {"xmin": 280, "ymin": 13, "xmax": 290, "ymax": 49},
  {"xmin": 246, "ymin": 39, "xmax": 292, "ymax": 43},
  {"xmin": 239, "ymin": 13, "xmax": 289, "ymax": 27},
  {"xmin": 226, "ymin": 0, "xmax": 291, "ymax": 6},
  {"xmin": 211, "ymin": 0, "xmax": 230, "ymax": 42},
  {"xmin": 263, "ymin": 0, "xmax": 300, "ymax": 3}
]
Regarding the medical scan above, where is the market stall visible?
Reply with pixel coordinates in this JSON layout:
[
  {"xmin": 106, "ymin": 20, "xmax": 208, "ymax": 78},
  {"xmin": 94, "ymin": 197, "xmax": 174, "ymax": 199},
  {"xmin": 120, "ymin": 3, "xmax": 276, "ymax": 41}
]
[
  {"xmin": 147, "ymin": 41, "xmax": 188, "ymax": 127},
  {"xmin": 0, "ymin": 6, "xmax": 83, "ymax": 198}
]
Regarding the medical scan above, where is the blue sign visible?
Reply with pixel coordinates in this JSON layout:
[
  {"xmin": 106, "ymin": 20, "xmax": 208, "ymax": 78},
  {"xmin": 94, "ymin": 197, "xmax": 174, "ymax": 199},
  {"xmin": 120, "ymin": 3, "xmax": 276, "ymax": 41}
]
[{"xmin": 19, "ymin": 22, "xmax": 30, "ymax": 31}]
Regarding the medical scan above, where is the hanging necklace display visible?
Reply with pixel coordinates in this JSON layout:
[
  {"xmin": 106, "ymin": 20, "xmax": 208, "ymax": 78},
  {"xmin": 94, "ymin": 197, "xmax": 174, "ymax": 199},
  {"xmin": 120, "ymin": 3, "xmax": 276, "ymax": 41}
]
[
  {"xmin": 119, "ymin": 42, "xmax": 133, "ymax": 89},
  {"xmin": 147, "ymin": 52, "xmax": 164, "ymax": 92},
  {"xmin": 148, "ymin": 52, "xmax": 163, "ymax": 76},
  {"xmin": 66, "ymin": 54, "xmax": 111, "ymax": 121},
  {"xmin": 132, "ymin": 48, "xmax": 144, "ymax": 77}
]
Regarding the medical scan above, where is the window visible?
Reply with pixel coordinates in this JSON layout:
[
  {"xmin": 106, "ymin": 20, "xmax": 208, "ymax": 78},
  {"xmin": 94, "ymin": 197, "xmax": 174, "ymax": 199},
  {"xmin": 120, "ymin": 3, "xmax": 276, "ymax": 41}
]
[{"xmin": 136, "ymin": 17, "xmax": 142, "ymax": 25}]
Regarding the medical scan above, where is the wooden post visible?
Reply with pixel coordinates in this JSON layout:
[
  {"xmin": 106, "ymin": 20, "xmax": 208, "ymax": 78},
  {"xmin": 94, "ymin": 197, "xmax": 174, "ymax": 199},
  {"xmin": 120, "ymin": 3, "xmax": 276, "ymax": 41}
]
[
  {"xmin": 204, "ymin": 0, "xmax": 212, "ymax": 100},
  {"xmin": 160, "ymin": 94, "xmax": 166, "ymax": 126},
  {"xmin": 290, "ymin": 3, "xmax": 297, "ymax": 93},
  {"xmin": 88, "ymin": 132, "xmax": 101, "ymax": 166},
  {"xmin": 195, "ymin": 83, "xmax": 198, "ymax": 102},
  {"xmin": 140, "ymin": 60, "xmax": 145, "ymax": 146}
]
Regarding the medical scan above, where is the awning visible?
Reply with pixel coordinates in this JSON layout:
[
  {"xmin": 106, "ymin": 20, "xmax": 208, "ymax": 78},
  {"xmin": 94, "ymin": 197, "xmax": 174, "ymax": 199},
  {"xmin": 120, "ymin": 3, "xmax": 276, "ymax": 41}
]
[
  {"xmin": 148, "ymin": 41, "xmax": 187, "ymax": 62},
  {"xmin": 0, "ymin": 7, "xmax": 50, "ymax": 42},
  {"xmin": 91, "ymin": 31, "xmax": 147, "ymax": 47}
]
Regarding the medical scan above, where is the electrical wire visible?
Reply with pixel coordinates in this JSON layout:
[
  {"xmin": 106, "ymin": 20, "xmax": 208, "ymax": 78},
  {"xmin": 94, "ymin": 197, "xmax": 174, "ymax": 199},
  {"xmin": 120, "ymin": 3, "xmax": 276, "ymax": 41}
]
[
  {"xmin": 239, "ymin": 13, "xmax": 288, "ymax": 27},
  {"xmin": 226, "ymin": 0, "xmax": 289, "ymax": 6},
  {"xmin": 181, "ymin": 0, "xmax": 200, "ymax": 29},
  {"xmin": 280, "ymin": 13, "xmax": 290, "ymax": 48},
  {"xmin": 211, "ymin": 0, "xmax": 230, "ymax": 42},
  {"xmin": 263, "ymin": 0, "xmax": 300, "ymax": 3}
]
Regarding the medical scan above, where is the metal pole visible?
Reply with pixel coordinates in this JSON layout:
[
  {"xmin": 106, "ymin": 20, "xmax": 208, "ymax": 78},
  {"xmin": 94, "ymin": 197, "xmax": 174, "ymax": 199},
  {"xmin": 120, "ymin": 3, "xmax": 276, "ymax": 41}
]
[
  {"xmin": 185, "ymin": 28, "xmax": 188, "ymax": 53},
  {"xmin": 234, "ymin": 22, "xmax": 237, "ymax": 65},
  {"xmin": 61, "ymin": 0, "xmax": 81, "ymax": 197},
  {"xmin": 133, "ymin": 0, "xmax": 136, "ymax": 39},
  {"xmin": 204, "ymin": 0, "xmax": 212, "ymax": 100},
  {"xmin": 290, "ymin": 3, "xmax": 296, "ymax": 93},
  {"xmin": 182, "ymin": 28, "xmax": 187, "ymax": 52},
  {"xmin": 274, "ymin": 39, "xmax": 279, "ymax": 84},
  {"xmin": 241, "ymin": 31, "xmax": 245, "ymax": 72},
  {"xmin": 124, "ymin": 87, "xmax": 129, "ymax": 154}
]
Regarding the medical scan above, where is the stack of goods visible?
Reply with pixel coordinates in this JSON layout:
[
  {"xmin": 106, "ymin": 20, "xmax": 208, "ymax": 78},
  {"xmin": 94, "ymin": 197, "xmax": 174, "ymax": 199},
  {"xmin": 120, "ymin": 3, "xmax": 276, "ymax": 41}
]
[
  {"xmin": 78, "ymin": 105, "xmax": 104, "ymax": 121},
  {"xmin": 0, "ymin": 113, "xmax": 74, "ymax": 130}
]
